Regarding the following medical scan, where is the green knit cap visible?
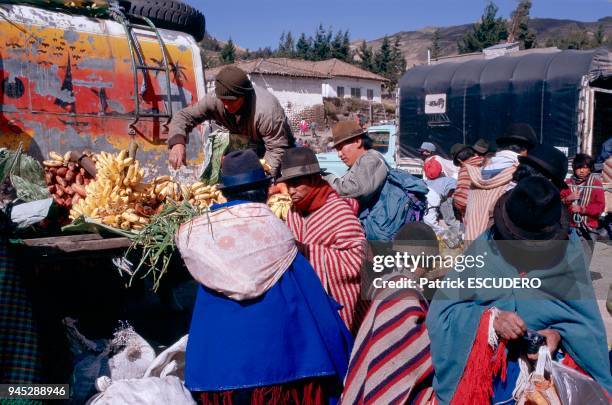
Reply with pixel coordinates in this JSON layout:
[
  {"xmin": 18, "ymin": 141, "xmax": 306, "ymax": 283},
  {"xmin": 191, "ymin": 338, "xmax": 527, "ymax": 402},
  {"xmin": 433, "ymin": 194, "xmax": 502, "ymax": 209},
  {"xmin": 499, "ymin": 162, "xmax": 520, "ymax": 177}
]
[{"xmin": 215, "ymin": 66, "xmax": 253, "ymax": 100}]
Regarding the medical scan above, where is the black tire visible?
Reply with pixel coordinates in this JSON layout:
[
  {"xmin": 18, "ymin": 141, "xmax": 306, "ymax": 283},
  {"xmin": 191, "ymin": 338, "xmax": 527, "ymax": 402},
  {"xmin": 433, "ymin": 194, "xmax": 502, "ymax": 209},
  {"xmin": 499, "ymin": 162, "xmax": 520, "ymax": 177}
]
[{"xmin": 121, "ymin": 0, "xmax": 205, "ymax": 41}]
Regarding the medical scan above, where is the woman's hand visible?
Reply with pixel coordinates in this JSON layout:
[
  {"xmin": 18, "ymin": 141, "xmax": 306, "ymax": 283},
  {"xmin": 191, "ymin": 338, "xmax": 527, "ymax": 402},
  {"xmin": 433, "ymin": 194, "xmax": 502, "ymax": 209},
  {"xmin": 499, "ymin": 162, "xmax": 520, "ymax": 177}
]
[
  {"xmin": 565, "ymin": 192, "xmax": 580, "ymax": 202},
  {"xmin": 493, "ymin": 310, "xmax": 527, "ymax": 340},
  {"xmin": 570, "ymin": 205, "xmax": 583, "ymax": 214},
  {"xmin": 527, "ymin": 329, "xmax": 561, "ymax": 361}
]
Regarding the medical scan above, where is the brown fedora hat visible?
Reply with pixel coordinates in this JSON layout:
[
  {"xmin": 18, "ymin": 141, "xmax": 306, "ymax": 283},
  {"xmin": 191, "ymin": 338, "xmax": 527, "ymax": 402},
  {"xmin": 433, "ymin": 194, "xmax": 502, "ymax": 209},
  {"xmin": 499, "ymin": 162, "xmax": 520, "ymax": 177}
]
[
  {"xmin": 277, "ymin": 147, "xmax": 322, "ymax": 183},
  {"xmin": 331, "ymin": 121, "xmax": 366, "ymax": 147}
]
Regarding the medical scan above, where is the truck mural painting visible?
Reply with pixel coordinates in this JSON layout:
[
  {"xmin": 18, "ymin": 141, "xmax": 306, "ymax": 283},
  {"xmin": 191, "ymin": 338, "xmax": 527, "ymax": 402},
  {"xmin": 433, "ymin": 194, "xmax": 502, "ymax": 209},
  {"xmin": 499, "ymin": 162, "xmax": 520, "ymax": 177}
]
[{"xmin": 0, "ymin": 4, "xmax": 206, "ymax": 178}]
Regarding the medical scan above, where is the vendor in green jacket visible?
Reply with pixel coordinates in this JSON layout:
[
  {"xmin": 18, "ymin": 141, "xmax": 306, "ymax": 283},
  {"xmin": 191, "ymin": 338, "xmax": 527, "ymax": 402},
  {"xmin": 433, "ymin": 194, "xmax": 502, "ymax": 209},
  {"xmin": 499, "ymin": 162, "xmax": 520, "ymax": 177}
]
[{"xmin": 167, "ymin": 66, "xmax": 295, "ymax": 177}]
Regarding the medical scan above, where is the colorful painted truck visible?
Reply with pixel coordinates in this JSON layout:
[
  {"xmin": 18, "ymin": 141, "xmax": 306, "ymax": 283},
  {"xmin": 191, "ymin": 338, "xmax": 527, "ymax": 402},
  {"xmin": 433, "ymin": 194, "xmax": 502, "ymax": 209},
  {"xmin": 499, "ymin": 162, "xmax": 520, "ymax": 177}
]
[{"xmin": 0, "ymin": 3, "xmax": 206, "ymax": 179}]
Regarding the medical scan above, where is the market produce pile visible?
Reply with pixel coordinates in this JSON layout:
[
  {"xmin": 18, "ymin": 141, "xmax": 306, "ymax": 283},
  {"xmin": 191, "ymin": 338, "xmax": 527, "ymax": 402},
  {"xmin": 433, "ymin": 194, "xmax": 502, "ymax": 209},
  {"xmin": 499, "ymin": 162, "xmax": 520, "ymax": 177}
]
[
  {"xmin": 42, "ymin": 149, "xmax": 226, "ymax": 231},
  {"xmin": 44, "ymin": 151, "xmax": 94, "ymax": 209}
]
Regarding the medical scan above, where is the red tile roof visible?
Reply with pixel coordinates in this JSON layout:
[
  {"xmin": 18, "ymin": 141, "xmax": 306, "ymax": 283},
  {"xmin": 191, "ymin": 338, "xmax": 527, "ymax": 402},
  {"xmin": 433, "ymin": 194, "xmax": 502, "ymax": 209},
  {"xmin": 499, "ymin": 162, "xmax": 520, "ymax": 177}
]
[{"xmin": 206, "ymin": 58, "xmax": 389, "ymax": 82}]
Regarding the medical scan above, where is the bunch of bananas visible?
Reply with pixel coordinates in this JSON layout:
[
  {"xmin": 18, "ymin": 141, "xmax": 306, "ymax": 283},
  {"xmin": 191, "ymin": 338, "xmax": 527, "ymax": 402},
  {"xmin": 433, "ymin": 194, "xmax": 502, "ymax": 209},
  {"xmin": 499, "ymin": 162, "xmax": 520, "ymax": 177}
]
[
  {"xmin": 43, "ymin": 151, "xmax": 72, "ymax": 168},
  {"xmin": 70, "ymin": 149, "xmax": 229, "ymax": 231},
  {"xmin": 267, "ymin": 193, "xmax": 292, "ymax": 221},
  {"xmin": 260, "ymin": 159, "xmax": 272, "ymax": 174},
  {"xmin": 145, "ymin": 178, "xmax": 226, "ymax": 209},
  {"xmin": 147, "ymin": 176, "xmax": 182, "ymax": 202},
  {"xmin": 187, "ymin": 182, "xmax": 227, "ymax": 209},
  {"xmin": 70, "ymin": 150, "xmax": 150, "ymax": 229}
]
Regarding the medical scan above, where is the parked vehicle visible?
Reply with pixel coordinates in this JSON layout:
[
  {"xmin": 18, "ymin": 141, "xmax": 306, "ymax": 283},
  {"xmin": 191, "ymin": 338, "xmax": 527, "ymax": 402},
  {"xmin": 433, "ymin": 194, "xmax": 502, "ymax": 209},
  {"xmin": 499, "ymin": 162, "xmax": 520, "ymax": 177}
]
[
  {"xmin": 316, "ymin": 124, "xmax": 398, "ymax": 176},
  {"xmin": 396, "ymin": 49, "xmax": 612, "ymax": 174},
  {"xmin": 0, "ymin": 3, "xmax": 206, "ymax": 179}
]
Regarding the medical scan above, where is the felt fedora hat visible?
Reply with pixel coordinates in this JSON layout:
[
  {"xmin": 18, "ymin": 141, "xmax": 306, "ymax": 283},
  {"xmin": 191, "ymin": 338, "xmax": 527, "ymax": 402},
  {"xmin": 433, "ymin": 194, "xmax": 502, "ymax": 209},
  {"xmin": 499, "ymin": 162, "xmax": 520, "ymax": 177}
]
[
  {"xmin": 518, "ymin": 144, "xmax": 569, "ymax": 189},
  {"xmin": 472, "ymin": 138, "xmax": 490, "ymax": 154},
  {"xmin": 495, "ymin": 123, "xmax": 538, "ymax": 149},
  {"xmin": 331, "ymin": 121, "xmax": 366, "ymax": 147},
  {"xmin": 217, "ymin": 149, "xmax": 271, "ymax": 190},
  {"xmin": 277, "ymin": 147, "xmax": 322, "ymax": 183},
  {"xmin": 450, "ymin": 143, "xmax": 471, "ymax": 165},
  {"xmin": 493, "ymin": 176, "xmax": 568, "ymax": 241}
]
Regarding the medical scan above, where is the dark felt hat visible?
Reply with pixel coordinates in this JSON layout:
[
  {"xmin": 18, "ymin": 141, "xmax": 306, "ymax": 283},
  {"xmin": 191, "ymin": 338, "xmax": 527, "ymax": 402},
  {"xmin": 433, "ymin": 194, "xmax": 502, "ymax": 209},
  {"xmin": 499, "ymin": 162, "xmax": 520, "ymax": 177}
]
[
  {"xmin": 518, "ymin": 144, "xmax": 569, "ymax": 189},
  {"xmin": 496, "ymin": 123, "xmax": 538, "ymax": 150},
  {"xmin": 215, "ymin": 66, "xmax": 253, "ymax": 100},
  {"xmin": 277, "ymin": 147, "xmax": 322, "ymax": 183},
  {"xmin": 331, "ymin": 121, "xmax": 366, "ymax": 147},
  {"xmin": 472, "ymin": 138, "xmax": 490, "ymax": 154},
  {"xmin": 450, "ymin": 143, "xmax": 472, "ymax": 165},
  {"xmin": 218, "ymin": 149, "xmax": 271, "ymax": 190},
  {"xmin": 493, "ymin": 176, "xmax": 568, "ymax": 241}
]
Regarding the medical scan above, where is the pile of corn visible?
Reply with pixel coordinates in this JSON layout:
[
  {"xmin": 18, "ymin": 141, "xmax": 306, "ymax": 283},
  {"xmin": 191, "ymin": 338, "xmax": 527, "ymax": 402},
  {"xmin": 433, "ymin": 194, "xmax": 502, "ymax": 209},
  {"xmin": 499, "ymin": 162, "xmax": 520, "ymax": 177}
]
[{"xmin": 69, "ymin": 150, "xmax": 226, "ymax": 230}]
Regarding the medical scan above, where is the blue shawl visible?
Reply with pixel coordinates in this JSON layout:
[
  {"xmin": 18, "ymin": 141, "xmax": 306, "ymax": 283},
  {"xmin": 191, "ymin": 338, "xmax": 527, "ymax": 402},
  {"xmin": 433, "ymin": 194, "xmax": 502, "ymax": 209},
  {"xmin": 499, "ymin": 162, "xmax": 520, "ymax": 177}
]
[
  {"xmin": 426, "ymin": 231, "xmax": 611, "ymax": 404},
  {"xmin": 185, "ymin": 201, "xmax": 353, "ymax": 392}
]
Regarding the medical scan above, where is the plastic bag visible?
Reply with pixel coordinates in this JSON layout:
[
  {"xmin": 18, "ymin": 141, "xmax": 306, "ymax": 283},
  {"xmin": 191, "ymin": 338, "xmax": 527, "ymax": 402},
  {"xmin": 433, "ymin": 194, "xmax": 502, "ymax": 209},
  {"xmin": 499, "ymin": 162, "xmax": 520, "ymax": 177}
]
[
  {"xmin": 516, "ymin": 347, "xmax": 608, "ymax": 405},
  {"xmin": 516, "ymin": 347, "xmax": 562, "ymax": 405},
  {"xmin": 551, "ymin": 360, "xmax": 608, "ymax": 405},
  {"xmin": 87, "ymin": 335, "xmax": 194, "ymax": 405},
  {"xmin": 86, "ymin": 376, "xmax": 196, "ymax": 405},
  {"xmin": 107, "ymin": 324, "xmax": 156, "ymax": 381}
]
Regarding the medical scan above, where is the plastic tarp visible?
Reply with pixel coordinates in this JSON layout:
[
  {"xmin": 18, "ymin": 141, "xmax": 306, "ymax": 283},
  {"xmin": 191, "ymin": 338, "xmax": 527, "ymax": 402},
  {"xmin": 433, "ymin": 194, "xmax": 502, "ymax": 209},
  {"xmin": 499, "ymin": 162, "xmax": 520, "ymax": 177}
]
[{"xmin": 399, "ymin": 49, "xmax": 612, "ymax": 158}]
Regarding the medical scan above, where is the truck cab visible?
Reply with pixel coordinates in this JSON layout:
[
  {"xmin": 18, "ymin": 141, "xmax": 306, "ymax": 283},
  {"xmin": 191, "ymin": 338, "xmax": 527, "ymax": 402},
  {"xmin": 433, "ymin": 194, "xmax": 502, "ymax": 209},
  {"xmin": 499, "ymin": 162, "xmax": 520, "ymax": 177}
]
[{"xmin": 316, "ymin": 124, "xmax": 397, "ymax": 176}]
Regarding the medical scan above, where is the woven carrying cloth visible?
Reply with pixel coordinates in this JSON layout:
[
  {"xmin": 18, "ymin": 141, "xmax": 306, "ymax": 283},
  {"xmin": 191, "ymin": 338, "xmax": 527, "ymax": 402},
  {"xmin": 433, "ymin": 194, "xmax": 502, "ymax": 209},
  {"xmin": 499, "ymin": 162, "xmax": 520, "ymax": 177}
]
[{"xmin": 0, "ymin": 240, "xmax": 42, "ymax": 384}]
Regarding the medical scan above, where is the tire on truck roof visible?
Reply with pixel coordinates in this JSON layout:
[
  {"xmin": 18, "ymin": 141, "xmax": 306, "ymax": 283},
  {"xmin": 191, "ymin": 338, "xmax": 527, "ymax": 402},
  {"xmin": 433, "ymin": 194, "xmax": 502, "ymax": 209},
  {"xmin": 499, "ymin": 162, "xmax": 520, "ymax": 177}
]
[{"xmin": 121, "ymin": 0, "xmax": 205, "ymax": 41}]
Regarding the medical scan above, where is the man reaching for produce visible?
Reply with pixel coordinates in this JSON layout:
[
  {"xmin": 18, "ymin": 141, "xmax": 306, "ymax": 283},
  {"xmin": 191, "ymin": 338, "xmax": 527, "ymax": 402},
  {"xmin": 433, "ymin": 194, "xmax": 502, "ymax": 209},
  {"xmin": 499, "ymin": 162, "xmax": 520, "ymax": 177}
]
[{"xmin": 167, "ymin": 66, "xmax": 295, "ymax": 177}]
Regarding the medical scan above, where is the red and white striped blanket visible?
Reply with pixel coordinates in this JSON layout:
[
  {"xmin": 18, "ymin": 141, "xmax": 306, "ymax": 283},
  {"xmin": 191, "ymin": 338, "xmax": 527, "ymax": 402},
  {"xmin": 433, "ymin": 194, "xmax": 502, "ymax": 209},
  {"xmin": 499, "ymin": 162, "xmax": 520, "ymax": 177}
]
[
  {"xmin": 464, "ymin": 164, "xmax": 518, "ymax": 242},
  {"xmin": 341, "ymin": 279, "xmax": 434, "ymax": 405},
  {"xmin": 287, "ymin": 193, "xmax": 368, "ymax": 333}
]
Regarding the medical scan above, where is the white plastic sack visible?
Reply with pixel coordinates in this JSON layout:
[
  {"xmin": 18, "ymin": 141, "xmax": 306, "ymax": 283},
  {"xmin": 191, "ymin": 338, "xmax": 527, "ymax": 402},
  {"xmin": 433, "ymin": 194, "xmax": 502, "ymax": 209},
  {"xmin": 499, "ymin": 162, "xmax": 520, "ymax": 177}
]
[
  {"xmin": 551, "ymin": 360, "xmax": 608, "ymax": 405},
  {"xmin": 86, "ymin": 376, "xmax": 195, "ymax": 405},
  {"xmin": 515, "ymin": 347, "xmax": 608, "ymax": 405},
  {"xmin": 144, "ymin": 335, "xmax": 188, "ymax": 379},
  {"xmin": 87, "ymin": 335, "xmax": 194, "ymax": 405},
  {"xmin": 108, "ymin": 325, "xmax": 156, "ymax": 381}
]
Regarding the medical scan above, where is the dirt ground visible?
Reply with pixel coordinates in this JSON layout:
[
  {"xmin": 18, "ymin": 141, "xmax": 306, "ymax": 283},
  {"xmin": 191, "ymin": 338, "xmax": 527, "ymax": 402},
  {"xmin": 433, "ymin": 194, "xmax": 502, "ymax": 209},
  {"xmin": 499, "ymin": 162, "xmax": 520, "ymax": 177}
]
[{"xmin": 590, "ymin": 241, "xmax": 612, "ymax": 345}]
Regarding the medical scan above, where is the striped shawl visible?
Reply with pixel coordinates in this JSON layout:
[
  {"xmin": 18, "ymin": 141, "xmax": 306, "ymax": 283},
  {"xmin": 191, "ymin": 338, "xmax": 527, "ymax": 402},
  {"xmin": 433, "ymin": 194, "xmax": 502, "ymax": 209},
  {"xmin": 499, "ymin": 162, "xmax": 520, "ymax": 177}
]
[
  {"xmin": 287, "ymin": 193, "xmax": 368, "ymax": 334},
  {"xmin": 453, "ymin": 156, "xmax": 485, "ymax": 217},
  {"xmin": 341, "ymin": 281, "xmax": 434, "ymax": 405},
  {"xmin": 464, "ymin": 164, "xmax": 517, "ymax": 242}
]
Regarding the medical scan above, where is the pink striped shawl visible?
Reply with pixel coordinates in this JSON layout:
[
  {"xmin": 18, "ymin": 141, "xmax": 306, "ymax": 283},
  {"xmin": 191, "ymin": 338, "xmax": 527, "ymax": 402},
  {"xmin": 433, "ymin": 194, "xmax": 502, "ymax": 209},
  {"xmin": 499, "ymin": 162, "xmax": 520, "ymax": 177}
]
[
  {"xmin": 341, "ymin": 280, "xmax": 434, "ymax": 405},
  {"xmin": 464, "ymin": 164, "xmax": 518, "ymax": 242},
  {"xmin": 287, "ymin": 192, "xmax": 368, "ymax": 334}
]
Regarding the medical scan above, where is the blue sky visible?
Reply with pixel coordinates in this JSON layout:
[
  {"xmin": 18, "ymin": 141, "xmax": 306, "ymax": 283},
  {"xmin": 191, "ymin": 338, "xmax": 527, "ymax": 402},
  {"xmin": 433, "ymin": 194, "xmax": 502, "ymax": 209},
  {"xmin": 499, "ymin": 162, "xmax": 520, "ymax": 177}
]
[{"xmin": 185, "ymin": 0, "xmax": 611, "ymax": 49}]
